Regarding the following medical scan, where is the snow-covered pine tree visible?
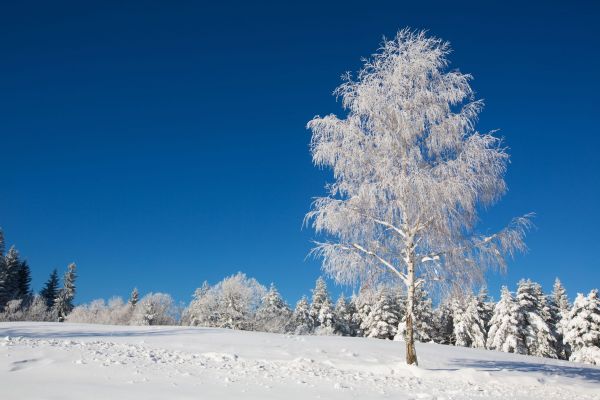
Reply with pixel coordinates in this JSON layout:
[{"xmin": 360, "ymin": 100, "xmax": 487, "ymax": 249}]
[
  {"xmin": 255, "ymin": 283, "xmax": 292, "ymax": 333},
  {"xmin": 433, "ymin": 299, "xmax": 454, "ymax": 345},
  {"xmin": 316, "ymin": 296, "xmax": 337, "ymax": 335},
  {"xmin": 309, "ymin": 277, "xmax": 330, "ymax": 329},
  {"xmin": 395, "ymin": 286, "xmax": 434, "ymax": 342},
  {"xmin": 487, "ymin": 286, "xmax": 526, "ymax": 354},
  {"xmin": 129, "ymin": 287, "xmax": 139, "ymax": 307},
  {"xmin": 291, "ymin": 296, "xmax": 313, "ymax": 335},
  {"xmin": 183, "ymin": 281, "xmax": 217, "ymax": 327},
  {"xmin": 334, "ymin": 294, "xmax": 352, "ymax": 336},
  {"xmin": 354, "ymin": 286, "xmax": 378, "ymax": 337},
  {"xmin": 564, "ymin": 289, "xmax": 600, "ymax": 365},
  {"xmin": 362, "ymin": 286, "xmax": 400, "ymax": 340},
  {"xmin": 54, "ymin": 263, "xmax": 77, "ymax": 322},
  {"xmin": 40, "ymin": 269, "xmax": 60, "ymax": 309},
  {"xmin": 305, "ymin": 29, "xmax": 531, "ymax": 365},
  {"xmin": 453, "ymin": 294, "xmax": 486, "ymax": 348},
  {"xmin": 551, "ymin": 278, "xmax": 571, "ymax": 359},
  {"xmin": 477, "ymin": 287, "xmax": 494, "ymax": 335},
  {"xmin": 15, "ymin": 259, "xmax": 32, "ymax": 303},
  {"xmin": 516, "ymin": 279, "xmax": 558, "ymax": 358},
  {"xmin": 0, "ymin": 247, "xmax": 21, "ymax": 308}
]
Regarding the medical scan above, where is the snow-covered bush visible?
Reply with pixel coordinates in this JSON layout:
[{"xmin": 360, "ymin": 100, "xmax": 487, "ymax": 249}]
[
  {"xmin": 67, "ymin": 297, "xmax": 135, "ymax": 325},
  {"xmin": 130, "ymin": 293, "xmax": 177, "ymax": 326},
  {"xmin": 254, "ymin": 284, "xmax": 292, "ymax": 333}
]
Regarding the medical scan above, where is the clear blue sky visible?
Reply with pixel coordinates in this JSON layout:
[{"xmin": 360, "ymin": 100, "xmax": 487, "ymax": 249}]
[{"xmin": 1, "ymin": 1, "xmax": 598, "ymax": 305}]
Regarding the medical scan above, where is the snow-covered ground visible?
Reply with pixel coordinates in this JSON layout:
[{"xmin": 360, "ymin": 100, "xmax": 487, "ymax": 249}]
[{"xmin": 1, "ymin": 322, "xmax": 598, "ymax": 399}]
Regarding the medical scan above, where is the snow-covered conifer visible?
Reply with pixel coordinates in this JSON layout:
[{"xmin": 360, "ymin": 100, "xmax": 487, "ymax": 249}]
[
  {"xmin": 40, "ymin": 269, "xmax": 60, "ymax": 309},
  {"xmin": 487, "ymin": 286, "xmax": 526, "ymax": 354},
  {"xmin": 516, "ymin": 279, "xmax": 558, "ymax": 358},
  {"xmin": 255, "ymin": 283, "xmax": 292, "ymax": 333},
  {"xmin": 453, "ymin": 294, "xmax": 486, "ymax": 348},
  {"xmin": 129, "ymin": 288, "xmax": 139, "ymax": 307},
  {"xmin": 309, "ymin": 277, "xmax": 330, "ymax": 328},
  {"xmin": 54, "ymin": 263, "xmax": 77, "ymax": 322},
  {"xmin": 433, "ymin": 299, "xmax": 454, "ymax": 345},
  {"xmin": 395, "ymin": 286, "xmax": 434, "ymax": 342},
  {"xmin": 362, "ymin": 286, "xmax": 399, "ymax": 340},
  {"xmin": 551, "ymin": 278, "xmax": 571, "ymax": 359},
  {"xmin": 305, "ymin": 29, "xmax": 531, "ymax": 365},
  {"xmin": 334, "ymin": 294, "xmax": 354, "ymax": 336},
  {"xmin": 564, "ymin": 290, "xmax": 600, "ymax": 365},
  {"xmin": 291, "ymin": 296, "xmax": 313, "ymax": 335},
  {"xmin": 315, "ymin": 297, "xmax": 337, "ymax": 335}
]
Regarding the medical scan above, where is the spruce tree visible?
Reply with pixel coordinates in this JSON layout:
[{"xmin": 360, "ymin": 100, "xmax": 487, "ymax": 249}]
[
  {"xmin": 362, "ymin": 286, "xmax": 400, "ymax": 340},
  {"xmin": 551, "ymin": 278, "xmax": 571, "ymax": 359},
  {"xmin": 433, "ymin": 299, "xmax": 455, "ymax": 345},
  {"xmin": 453, "ymin": 294, "xmax": 486, "ymax": 348},
  {"xmin": 129, "ymin": 287, "xmax": 139, "ymax": 307},
  {"xmin": 1, "ymin": 247, "xmax": 21, "ymax": 307},
  {"xmin": 516, "ymin": 279, "xmax": 558, "ymax": 358},
  {"xmin": 487, "ymin": 286, "xmax": 526, "ymax": 354},
  {"xmin": 564, "ymin": 290, "xmax": 600, "ymax": 365},
  {"xmin": 54, "ymin": 263, "xmax": 77, "ymax": 322},
  {"xmin": 292, "ymin": 296, "xmax": 313, "ymax": 335},
  {"xmin": 316, "ymin": 296, "xmax": 337, "ymax": 335},
  {"xmin": 15, "ymin": 260, "xmax": 32, "ymax": 302},
  {"xmin": 40, "ymin": 269, "xmax": 60, "ymax": 309},
  {"xmin": 309, "ymin": 277, "xmax": 330, "ymax": 328},
  {"xmin": 334, "ymin": 294, "xmax": 352, "ymax": 336},
  {"xmin": 255, "ymin": 283, "xmax": 292, "ymax": 333},
  {"xmin": 395, "ymin": 286, "xmax": 434, "ymax": 342}
]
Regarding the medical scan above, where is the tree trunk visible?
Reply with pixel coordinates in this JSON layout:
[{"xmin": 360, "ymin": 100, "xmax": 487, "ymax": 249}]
[{"xmin": 405, "ymin": 257, "xmax": 418, "ymax": 365}]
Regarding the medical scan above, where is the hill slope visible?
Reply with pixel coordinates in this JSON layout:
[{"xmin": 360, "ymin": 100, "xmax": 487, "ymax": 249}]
[{"xmin": 1, "ymin": 322, "xmax": 598, "ymax": 399}]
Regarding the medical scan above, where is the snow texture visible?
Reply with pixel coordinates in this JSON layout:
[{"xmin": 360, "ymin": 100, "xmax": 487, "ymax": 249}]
[{"xmin": 1, "ymin": 322, "xmax": 598, "ymax": 399}]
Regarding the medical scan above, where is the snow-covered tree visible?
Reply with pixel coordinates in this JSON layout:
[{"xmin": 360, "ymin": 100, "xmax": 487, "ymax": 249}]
[
  {"xmin": 305, "ymin": 29, "xmax": 531, "ymax": 365},
  {"xmin": 315, "ymin": 296, "xmax": 337, "ymax": 335},
  {"xmin": 129, "ymin": 287, "xmax": 139, "ymax": 307},
  {"xmin": 564, "ymin": 290, "xmax": 600, "ymax": 365},
  {"xmin": 40, "ymin": 269, "xmax": 60, "ymax": 309},
  {"xmin": 23, "ymin": 295, "xmax": 49, "ymax": 321},
  {"xmin": 487, "ymin": 286, "xmax": 526, "ymax": 354},
  {"xmin": 395, "ymin": 286, "xmax": 434, "ymax": 342},
  {"xmin": 254, "ymin": 283, "xmax": 292, "ymax": 333},
  {"xmin": 361, "ymin": 286, "xmax": 399, "ymax": 340},
  {"xmin": 477, "ymin": 287, "xmax": 494, "ymax": 334},
  {"xmin": 130, "ymin": 293, "xmax": 177, "ymax": 326},
  {"xmin": 0, "ymin": 247, "xmax": 22, "ymax": 308},
  {"xmin": 516, "ymin": 279, "xmax": 558, "ymax": 358},
  {"xmin": 291, "ymin": 296, "xmax": 313, "ymax": 335},
  {"xmin": 353, "ymin": 286, "xmax": 378, "ymax": 337},
  {"xmin": 182, "ymin": 281, "xmax": 217, "ymax": 327},
  {"xmin": 54, "ymin": 263, "xmax": 77, "ymax": 322},
  {"xmin": 433, "ymin": 299, "xmax": 454, "ymax": 345},
  {"xmin": 309, "ymin": 277, "xmax": 330, "ymax": 328},
  {"xmin": 334, "ymin": 294, "xmax": 355, "ymax": 336},
  {"xmin": 550, "ymin": 278, "xmax": 571, "ymax": 359},
  {"xmin": 453, "ymin": 294, "xmax": 486, "ymax": 348}
]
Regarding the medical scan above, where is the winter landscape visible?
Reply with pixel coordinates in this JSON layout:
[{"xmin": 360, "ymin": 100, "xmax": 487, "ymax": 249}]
[{"xmin": 2, "ymin": 2, "xmax": 600, "ymax": 399}]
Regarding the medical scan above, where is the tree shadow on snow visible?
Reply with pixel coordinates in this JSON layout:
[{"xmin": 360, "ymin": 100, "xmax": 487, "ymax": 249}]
[{"xmin": 447, "ymin": 358, "xmax": 600, "ymax": 383}]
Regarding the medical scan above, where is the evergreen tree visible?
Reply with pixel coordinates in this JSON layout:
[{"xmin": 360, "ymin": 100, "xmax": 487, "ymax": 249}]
[
  {"xmin": 395, "ymin": 286, "xmax": 434, "ymax": 342},
  {"xmin": 433, "ymin": 299, "xmax": 455, "ymax": 345},
  {"xmin": 0, "ymin": 247, "xmax": 21, "ymax": 307},
  {"xmin": 316, "ymin": 296, "xmax": 337, "ymax": 335},
  {"xmin": 551, "ymin": 278, "xmax": 571, "ymax": 359},
  {"xmin": 255, "ymin": 283, "xmax": 292, "ymax": 333},
  {"xmin": 0, "ymin": 231, "xmax": 5, "ymax": 308},
  {"xmin": 564, "ymin": 290, "xmax": 600, "ymax": 365},
  {"xmin": 516, "ymin": 279, "xmax": 558, "ymax": 358},
  {"xmin": 40, "ymin": 269, "xmax": 60, "ymax": 309},
  {"xmin": 334, "ymin": 294, "xmax": 355, "ymax": 336},
  {"xmin": 477, "ymin": 287, "xmax": 494, "ymax": 334},
  {"xmin": 487, "ymin": 286, "xmax": 526, "ymax": 354},
  {"xmin": 453, "ymin": 294, "xmax": 486, "ymax": 348},
  {"xmin": 309, "ymin": 277, "xmax": 330, "ymax": 328},
  {"xmin": 54, "ymin": 263, "xmax": 77, "ymax": 322},
  {"xmin": 15, "ymin": 260, "xmax": 32, "ymax": 302},
  {"xmin": 291, "ymin": 296, "xmax": 313, "ymax": 335},
  {"xmin": 361, "ymin": 286, "xmax": 399, "ymax": 340},
  {"xmin": 129, "ymin": 287, "xmax": 139, "ymax": 307}
]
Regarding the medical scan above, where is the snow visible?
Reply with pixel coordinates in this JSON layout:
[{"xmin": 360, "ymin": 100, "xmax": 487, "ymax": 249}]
[{"xmin": 1, "ymin": 322, "xmax": 598, "ymax": 399}]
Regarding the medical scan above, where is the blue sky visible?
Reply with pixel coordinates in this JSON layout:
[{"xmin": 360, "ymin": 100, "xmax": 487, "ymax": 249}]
[{"xmin": 1, "ymin": 1, "xmax": 598, "ymax": 305}]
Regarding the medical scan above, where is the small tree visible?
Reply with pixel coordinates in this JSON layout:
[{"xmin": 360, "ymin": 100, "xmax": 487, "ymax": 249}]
[
  {"xmin": 306, "ymin": 29, "xmax": 530, "ymax": 365},
  {"xmin": 551, "ymin": 278, "xmax": 571, "ymax": 359},
  {"xmin": 129, "ymin": 288, "xmax": 139, "ymax": 307},
  {"xmin": 362, "ymin": 286, "xmax": 399, "ymax": 340},
  {"xmin": 453, "ymin": 294, "xmax": 486, "ymax": 348},
  {"xmin": 309, "ymin": 277, "xmax": 330, "ymax": 329},
  {"xmin": 54, "ymin": 263, "xmax": 77, "ymax": 322}
]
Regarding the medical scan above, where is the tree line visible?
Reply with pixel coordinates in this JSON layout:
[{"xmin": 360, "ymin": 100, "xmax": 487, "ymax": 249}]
[
  {"xmin": 0, "ymin": 230, "xmax": 77, "ymax": 322},
  {"xmin": 61, "ymin": 273, "xmax": 600, "ymax": 366}
]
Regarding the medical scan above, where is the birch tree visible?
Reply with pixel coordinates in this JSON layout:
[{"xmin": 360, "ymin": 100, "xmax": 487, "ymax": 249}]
[{"xmin": 306, "ymin": 29, "xmax": 531, "ymax": 365}]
